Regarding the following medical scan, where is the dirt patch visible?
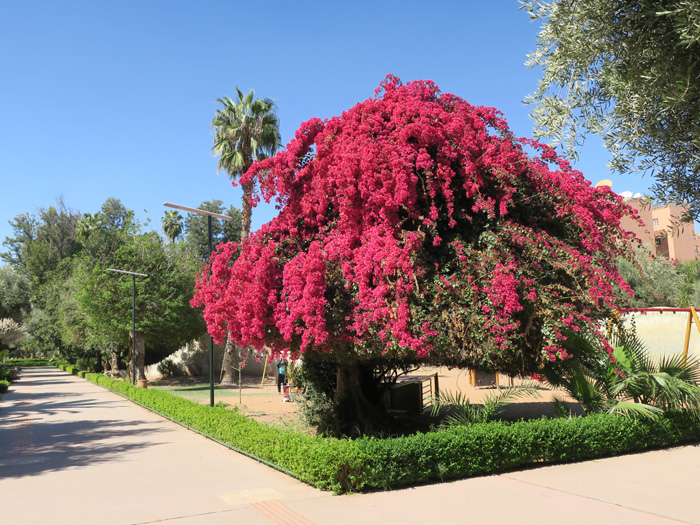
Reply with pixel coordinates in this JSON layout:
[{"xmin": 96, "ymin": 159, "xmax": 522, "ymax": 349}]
[
  {"xmin": 150, "ymin": 366, "xmax": 578, "ymax": 427},
  {"xmin": 149, "ymin": 374, "xmax": 299, "ymax": 425}
]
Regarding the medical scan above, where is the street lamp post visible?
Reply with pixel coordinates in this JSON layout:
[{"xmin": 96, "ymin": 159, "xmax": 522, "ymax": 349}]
[
  {"xmin": 106, "ymin": 268, "xmax": 148, "ymax": 385},
  {"xmin": 164, "ymin": 202, "xmax": 233, "ymax": 407}
]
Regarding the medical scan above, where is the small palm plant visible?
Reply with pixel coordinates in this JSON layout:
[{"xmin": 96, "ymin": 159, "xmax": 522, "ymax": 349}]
[
  {"xmin": 544, "ymin": 326, "xmax": 700, "ymax": 419},
  {"xmin": 430, "ymin": 383, "xmax": 541, "ymax": 427}
]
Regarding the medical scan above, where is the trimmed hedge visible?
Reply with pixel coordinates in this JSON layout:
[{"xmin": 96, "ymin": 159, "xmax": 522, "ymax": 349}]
[
  {"xmin": 0, "ymin": 380, "xmax": 9, "ymax": 394},
  {"xmin": 81, "ymin": 370, "xmax": 700, "ymax": 493},
  {"xmin": 6, "ymin": 358, "xmax": 51, "ymax": 367}
]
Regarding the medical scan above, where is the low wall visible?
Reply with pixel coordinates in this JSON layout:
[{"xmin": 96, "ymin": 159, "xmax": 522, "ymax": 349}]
[
  {"xmin": 620, "ymin": 309, "xmax": 700, "ymax": 359},
  {"xmin": 146, "ymin": 335, "xmax": 276, "ymax": 381}
]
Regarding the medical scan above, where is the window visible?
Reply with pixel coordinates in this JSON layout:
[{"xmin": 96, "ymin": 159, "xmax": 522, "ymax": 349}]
[{"xmin": 653, "ymin": 218, "xmax": 659, "ymax": 227}]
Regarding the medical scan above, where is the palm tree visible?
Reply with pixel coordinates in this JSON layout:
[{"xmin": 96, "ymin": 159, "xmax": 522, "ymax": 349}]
[
  {"xmin": 211, "ymin": 87, "xmax": 281, "ymax": 240},
  {"xmin": 544, "ymin": 328, "xmax": 700, "ymax": 419},
  {"xmin": 161, "ymin": 210, "xmax": 183, "ymax": 244}
]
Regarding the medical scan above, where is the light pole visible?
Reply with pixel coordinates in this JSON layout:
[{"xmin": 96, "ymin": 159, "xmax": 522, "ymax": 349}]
[
  {"xmin": 106, "ymin": 268, "xmax": 148, "ymax": 385},
  {"xmin": 164, "ymin": 202, "xmax": 233, "ymax": 407}
]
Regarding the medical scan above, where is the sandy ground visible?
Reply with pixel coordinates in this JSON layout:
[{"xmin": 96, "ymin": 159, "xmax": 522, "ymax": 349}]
[{"xmin": 151, "ymin": 366, "xmax": 576, "ymax": 427}]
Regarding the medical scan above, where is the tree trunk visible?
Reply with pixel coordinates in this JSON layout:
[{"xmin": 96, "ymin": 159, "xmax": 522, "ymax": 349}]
[
  {"xmin": 130, "ymin": 330, "xmax": 146, "ymax": 382},
  {"xmin": 240, "ymin": 181, "xmax": 253, "ymax": 240},
  {"xmin": 109, "ymin": 346, "xmax": 120, "ymax": 376},
  {"xmin": 220, "ymin": 336, "xmax": 236, "ymax": 384},
  {"xmin": 334, "ymin": 361, "xmax": 389, "ymax": 436}
]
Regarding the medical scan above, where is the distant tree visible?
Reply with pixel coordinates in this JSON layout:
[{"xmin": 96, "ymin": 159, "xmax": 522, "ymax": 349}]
[
  {"xmin": 211, "ymin": 87, "xmax": 281, "ymax": 239},
  {"xmin": 1, "ymin": 213, "xmax": 37, "ymax": 269},
  {"xmin": 0, "ymin": 266, "xmax": 31, "ymax": 321},
  {"xmin": 75, "ymin": 212, "xmax": 105, "ymax": 243},
  {"xmin": 74, "ymin": 231, "xmax": 204, "ymax": 379},
  {"xmin": 161, "ymin": 210, "xmax": 184, "ymax": 244},
  {"xmin": 0, "ymin": 318, "xmax": 27, "ymax": 350},
  {"xmin": 523, "ymin": 0, "xmax": 700, "ymax": 220},
  {"xmin": 99, "ymin": 197, "xmax": 134, "ymax": 232},
  {"xmin": 615, "ymin": 244, "xmax": 685, "ymax": 307},
  {"xmin": 183, "ymin": 200, "xmax": 242, "ymax": 260},
  {"xmin": 27, "ymin": 199, "xmax": 81, "ymax": 285}
]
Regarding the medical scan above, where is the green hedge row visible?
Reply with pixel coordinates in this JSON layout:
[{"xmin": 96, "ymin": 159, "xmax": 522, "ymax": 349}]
[
  {"xmin": 6, "ymin": 358, "xmax": 51, "ymax": 367},
  {"xmin": 0, "ymin": 380, "xmax": 9, "ymax": 394},
  {"xmin": 80, "ymin": 370, "xmax": 700, "ymax": 493}
]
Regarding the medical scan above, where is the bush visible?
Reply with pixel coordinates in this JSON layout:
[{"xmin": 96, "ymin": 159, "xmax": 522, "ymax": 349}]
[
  {"xmin": 7, "ymin": 358, "xmax": 50, "ymax": 367},
  {"xmin": 157, "ymin": 358, "xmax": 181, "ymax": 379},
  {"xmin": 81, "ymin": 371, "xmax": 700, "ymax": 494},
  {"xmin": 0, "ymin": 380, "xmax": 9, "ymax": 394}
]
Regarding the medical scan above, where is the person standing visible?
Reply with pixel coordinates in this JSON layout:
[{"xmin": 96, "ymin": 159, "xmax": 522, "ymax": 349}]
[{"xmin": 277, "ymin": 360, "xmax": 287, "ymax": 393}]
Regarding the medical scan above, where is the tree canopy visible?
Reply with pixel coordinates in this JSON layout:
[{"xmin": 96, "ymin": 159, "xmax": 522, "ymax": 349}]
[
  {"xmin": 523, "ymin": 0, "xmax": 700, "ymax": 220},
  {"xmin": 183, "ymin": 200, "xmax": 242, "ymax": 261},
  {"xmin": 193, "ymin": 76, "xmax": 636, "ymax": 377},
  {"xmin": 1, "ymin": 197, "xmax": 205, "ymax": 365},
  {"xmin": 0, "ymin": 266, "xmax": 31, "ymax": 321},
  {"xmin": 74, "ymin": 231, "xmax": 204, "ymax": 353}
]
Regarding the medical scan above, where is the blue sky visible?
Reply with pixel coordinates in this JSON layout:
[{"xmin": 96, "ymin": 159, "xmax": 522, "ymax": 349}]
[{"xmin": 0, "ymin": 1, "xmax": 651, "ymax": 246}]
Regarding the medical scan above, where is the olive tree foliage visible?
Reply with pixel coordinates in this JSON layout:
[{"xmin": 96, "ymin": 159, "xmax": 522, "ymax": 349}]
[
  {"xmin": 523, "ymin": 1, "xmax": 700, "ymax": 220},
  {"xmin": 0, "ymin": 318, "xmax": 27, "ymax": 349},
  {"xmin": 615, "ymin": 244, "xmax": 686, "ymax": 307},
  {"xmin": 0, "ymin": 266, "xmax": 31, "ymax": 321}
]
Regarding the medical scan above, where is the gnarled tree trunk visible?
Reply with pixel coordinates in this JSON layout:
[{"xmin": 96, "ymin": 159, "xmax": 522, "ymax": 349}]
[
  {"xmin": 130, "ymin": 330, "xmax": 146, "ymax": 382},
  {"xmin": 334, "ymin": 361, "xmax": 389, "ymax": 436},
  {"xmin": 109, "ymin": 345, "xmax": 120, "ymax": 376},
  {"xmin": 220, "ymin": 336, "xmax": 237, "ymax": 384}
]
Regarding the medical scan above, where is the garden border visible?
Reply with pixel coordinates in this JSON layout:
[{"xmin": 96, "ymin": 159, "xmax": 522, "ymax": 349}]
[{"xmin": 71, "ymin": 368, "xmax": 700, "ymax": 494}]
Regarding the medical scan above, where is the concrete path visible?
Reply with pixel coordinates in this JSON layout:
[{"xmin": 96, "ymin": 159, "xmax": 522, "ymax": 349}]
[{"xmin": 2, "ymin": 367, "xmax": 700, "ymax": 524}]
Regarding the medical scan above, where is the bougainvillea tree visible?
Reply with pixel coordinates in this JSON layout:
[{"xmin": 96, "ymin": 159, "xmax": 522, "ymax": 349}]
[{"xmin": 193, "ymin": 76, "xmax": 636, "ymax": 431}]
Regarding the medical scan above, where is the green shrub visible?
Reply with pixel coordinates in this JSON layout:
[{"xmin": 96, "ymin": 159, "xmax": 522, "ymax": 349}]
[
  {"xmin": 0, "ymin": 380, "xmax": 9, "ymax": 394},
  {"xmin": 157, "ymin": 358, "xmax": 181, "ymax": 379},
  {"xmin": 80, "ymin": 371, "xmax": 700, "ymax": 494},
  {"xmin": 6, "ymin": 358, "xmax": 50, "ymax": 367}
]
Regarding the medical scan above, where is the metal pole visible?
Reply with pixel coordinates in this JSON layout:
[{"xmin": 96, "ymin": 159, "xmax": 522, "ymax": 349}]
[
  {"xmin": 132, "ymin": 274, "xmax": 136, "ymax": 385},
  {"xmin": 208, "ymin": 214, "xmax": 215, "ymax": 407},
  {"xmin": 163, "ymin": 203, "xmax": 233, "ymax": 407}
]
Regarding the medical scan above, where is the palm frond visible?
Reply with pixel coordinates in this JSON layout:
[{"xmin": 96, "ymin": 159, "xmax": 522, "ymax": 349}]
[
  {"xmin": 430, "ymin": 383, "xmax": 540, "ymax": 427},
  {"xmin": 606, "ymin": 399, "xmax": 663, "ymax": 419},
  {"xmin": 551, "ymin": 396, "xmax": 577, "ymax": 418}
]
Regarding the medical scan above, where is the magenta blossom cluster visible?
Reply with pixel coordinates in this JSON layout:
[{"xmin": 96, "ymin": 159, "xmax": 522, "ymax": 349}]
[{"xmin": 192, "ymin": 76, "xmax": 636, "ymax": 374}]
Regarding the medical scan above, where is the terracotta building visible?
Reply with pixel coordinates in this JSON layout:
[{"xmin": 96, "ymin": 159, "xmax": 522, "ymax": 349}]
[{"xmin": 619, "ymin": 192, "xmax": 700, "ymax": 262}]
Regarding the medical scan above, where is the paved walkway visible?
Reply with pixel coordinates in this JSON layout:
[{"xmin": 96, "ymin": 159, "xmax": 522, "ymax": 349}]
[{"xmin": 2, "ymin": 367, "xmax": 700, "ymax": 524}]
